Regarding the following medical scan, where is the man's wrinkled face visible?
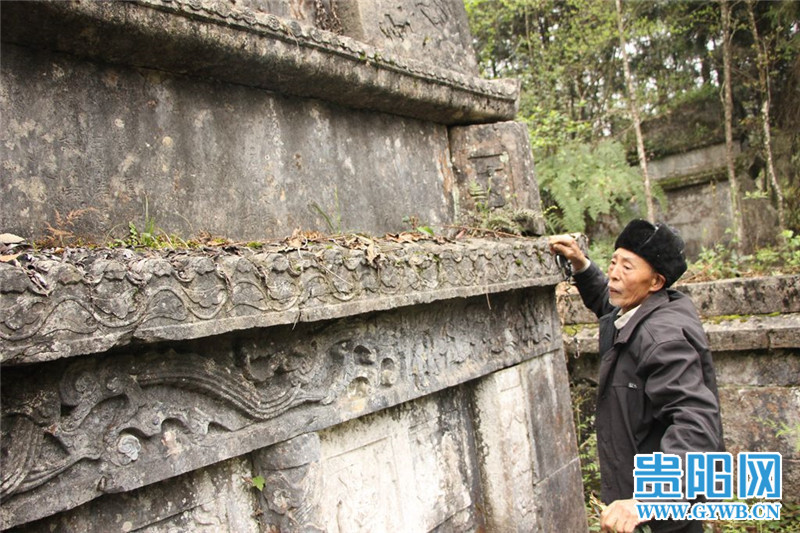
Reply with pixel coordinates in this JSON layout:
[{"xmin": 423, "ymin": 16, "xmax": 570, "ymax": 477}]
[{"xmin": 607, "ymin": 248, "xmax": 665, "ymax": 313}]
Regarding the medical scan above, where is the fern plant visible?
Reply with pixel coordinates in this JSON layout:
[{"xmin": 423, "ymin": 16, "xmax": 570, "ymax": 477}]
[{"xmin": 536, "ymin": 139, "xmax": 650, "ymax": 233}]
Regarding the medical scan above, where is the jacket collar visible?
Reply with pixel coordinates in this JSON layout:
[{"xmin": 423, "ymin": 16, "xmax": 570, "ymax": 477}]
[
  {"xmin": 596, "ymin": 290, "xmax": 672, "ymax": 394},
  {"xmin": 613, "ymin": 289, "xmax": 670, "ymax": 345}
]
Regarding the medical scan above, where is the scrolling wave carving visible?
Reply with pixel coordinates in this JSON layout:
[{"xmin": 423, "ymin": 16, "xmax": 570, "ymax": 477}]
[{"xmin": 1, "ymin": 237, "xmax": 560, "ymax": 364}]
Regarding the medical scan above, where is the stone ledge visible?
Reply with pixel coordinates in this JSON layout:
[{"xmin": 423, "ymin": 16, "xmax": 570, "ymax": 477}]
[
  {"xmin": 559, "ymin": 274, "xmax": 800, "ymax": 325},
  {"xmin": 563, "ymin": 313, "xmax": 800, "ymax": 357},
  {"xmin": 0, "ymin": 0, "xmax": 518, "ymax": 125},
  {"xmin": 1, "ymin": 236, "xmax": 562, "ymax": 365}
]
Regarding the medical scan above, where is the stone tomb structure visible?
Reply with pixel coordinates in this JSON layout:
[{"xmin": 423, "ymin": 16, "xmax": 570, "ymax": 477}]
[
  {"xmin": 648, "ymin": 142, "xmax": 779, "ymax": 258},
  {"xmin": 0, "ymin": 1, "xmax": 587, "ymax": 531}
]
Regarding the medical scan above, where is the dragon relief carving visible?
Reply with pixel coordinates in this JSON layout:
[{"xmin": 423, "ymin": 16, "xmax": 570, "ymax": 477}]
[{"xmin": 0, "ymin": 332, "xmax": 396, "ymax": 500}]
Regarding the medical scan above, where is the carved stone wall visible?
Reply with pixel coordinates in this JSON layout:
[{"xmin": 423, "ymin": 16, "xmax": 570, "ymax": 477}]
[
  {"xmin": 1, "ymin": 0, "xmax": 517, "ymax": 243},
  {"xmin": 1, "ymin": 237, "xmax": 558, "ymax": 366},
  {"xmin": 3, "ymin": 278, "xmax": 584, "ymax": 530},
  {"xmin": 1, "ymin": 1, "xmax": 586, "ymax": 530}
]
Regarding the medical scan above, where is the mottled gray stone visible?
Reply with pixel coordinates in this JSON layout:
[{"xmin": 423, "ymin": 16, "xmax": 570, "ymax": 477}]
[
  {"xmin": 1, "ymin": 41, "xmax": 457, "ymax": 244},
  {"xmin": 714, "ymin": 351, "xmax": 800, "ymax": 387},
  {"xmin": 0, "ymin": 237, "xmax": 562, "ymax": 365},
  {"xmin": 0, "ymin": 1, "xmax": 590, "ymax": 530},
  {"xmin": 251, "ymin": 433, "xmax": 324, "ymax": 532},
  {"xmin": 647, "ymin": 142, "xmax": 779, "ymax": 257},
  {"xmin": 316, "ymin": 386, "xmax": 484, "ymax": 532},
  {"xmin": 449, "ymin": 121, "xmax": 546, "ymax": 234},
  {"xmin": 336, "ymin": 0, "xmax": 479, "ymax": 75},
  {"xmin": 0, "ymin": 287, "xmax": 561, "ymax": 528},
  {"xmin": 681, "ymin": 274, "xmax": 800, "ymax": 317},
  {"xmin": 1, "ymin": 0, "xmax": 519, "ymax": 245},
  {"xmin": 0, "ymin": 1, "xmax": 516, "ymax": 127},
  {"xmin": 471, "ymin": 363, "xmax": 538, "ymax": 530},
  {"xmin": 9, "ymin": 456, "xmax": 261, "ymax": 533},
  {"xmin": 718, "ymin": 386, "xmax": 800, "ymax": 501},
  {"xmin": 470, "ymin": 352, "xmax": 588, "ymax": 532},
  {"xmin": 532, "ymin": 459, "xmax": 588, "ymax": 533},
  {"xmin": 523, "ymin": 350, "xmax": 582, "ymax": 485}
]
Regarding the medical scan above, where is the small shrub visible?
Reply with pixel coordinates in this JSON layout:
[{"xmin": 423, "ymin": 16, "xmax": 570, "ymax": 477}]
[{"xmin": 685, "ymin": 230, "xmax": 800, "ymax": 282}]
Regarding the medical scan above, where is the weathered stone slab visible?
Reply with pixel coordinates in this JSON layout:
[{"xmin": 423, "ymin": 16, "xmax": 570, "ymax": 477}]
[
  {"xmin": 0, "ymin": 237, "xmax": 562, "ymax": 365},
  {"xmin": 470, "ymin": 351, "xmax": 588, "ymax": 532},
  {"xmin": 0, "ymin": 0, "xmax": 517, "ymax": 126},
  {"xmin": 681, "ymin": 274, "xmax": 800, "ymax": 317},
  {"xmin": 0, "ymin": 287, "xmax": 559, "ymax": 528},
  {"xmin": 562, "ymin": 313, "xmax": 800, "ymax": 358},
  {"xmin": 559, "ymin": 274, "xmax": 800, "ymax": 325},
  {"xmin": 337, "ymin": 0, "xmax": 479, "ymax": 74},
  {"xmin": 523, "ymin": 350, "xmax": 582, "ymax": 484},
  {"xmin": 450, "ymin": 121, "xmax": 546, "ymax": 234},
  {"xmin": 10, "ymin": 456, "xmax": 261, "ymax": 533},
  {"xmin": 718, "ymin": 386, "xmax": 800, "ymax": 502},
  {"xmin": 532, "ymin": 459, "xmax": 587, "ymax": 533},
  {"xmin": 471, "ymin": 364, "xmax": 538, "ymax": 530},
  {"xmin": 645, "ymin": 140, "xmax": 779, "ymax": 255},
  {"xmin": 1, "ymin": 41, "xmax": 459, "ymax": 244},
  {"xmin": 649, "ymin": 143, "xmax": 739, "ymax": 184},
  {"xmin": 714, "ymin": 351, "xmax": 800, "ymax": 387},
  {"xmin": 316, "ymin": 388, "xmax": 482, "ymax": 532},
  {"xmin": 250, "ymin": 432, "xmax": 324, "ymax": 532}
]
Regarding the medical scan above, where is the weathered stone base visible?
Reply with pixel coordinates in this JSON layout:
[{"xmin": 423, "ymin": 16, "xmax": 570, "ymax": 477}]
[{"xmin": 8, "ymin": 348, "xmax": 586, "ymax": 532}]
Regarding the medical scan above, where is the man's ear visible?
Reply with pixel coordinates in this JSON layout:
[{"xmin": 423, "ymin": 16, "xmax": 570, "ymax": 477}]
[{"xmin": 650, "ymin": 273, "xmax": 666, "ymax": 293}]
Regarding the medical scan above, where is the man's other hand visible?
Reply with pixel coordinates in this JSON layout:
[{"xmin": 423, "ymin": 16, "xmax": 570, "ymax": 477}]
[{"xmin": 600, "ymin": 499, "xmax": 644, "ymax": 533}]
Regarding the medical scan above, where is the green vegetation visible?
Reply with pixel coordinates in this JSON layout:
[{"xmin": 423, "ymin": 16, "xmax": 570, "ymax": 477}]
[
  {"xmin": 248, "ymin": 475, "xmax": 266, "ymax": 492},
  {"xmin": 466, "ymin": 0, "xmax": 800, "ymax": 238},
  {"xmin": 536, "ymin": 139, "xmax": 650, "ymax": 234},
  {"xmin": 684, "ymin": 230, "xmax": 800, "ymax": 282},
  {"xmin": 570, "ymin": 381, "xmax": 602, "ymax": 530}
]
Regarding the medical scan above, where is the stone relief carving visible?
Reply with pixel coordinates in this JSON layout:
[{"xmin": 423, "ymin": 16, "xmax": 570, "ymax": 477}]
[
  {"xmin": 470, "ymin": 153, "xmax": 512, "ymax": 208},
  {"xmin": 1, "ymin": 338, "xmax": 345, "ymax": 500},
  {"xmin": 380, "ymin": 12, "xmax": 412, "ymax": 40},
  {"xmin": 252, "ymin": 433, "xmax": 325, "ymax": 532},
  {"xmin": 417, "ymin": 0, "xmax": 452, "ymax": 27},
  {"xmin": 377, "ymin": 0, "xmax": 453, "ymax": 43},
  {"xmin": 0, "ymin": 288, "xmax": 556, "ymax": 528},
  {"xmin": 1, "ymin": 238, "xmax": 559, "ymax": 364}
]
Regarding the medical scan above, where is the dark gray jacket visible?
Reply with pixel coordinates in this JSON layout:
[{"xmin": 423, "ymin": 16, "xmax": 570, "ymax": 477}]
[{"xmin": 575, "ymin": 263, "xmax": 724, "ymax": 532}]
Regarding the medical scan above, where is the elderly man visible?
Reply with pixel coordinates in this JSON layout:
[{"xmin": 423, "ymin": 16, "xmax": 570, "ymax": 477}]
[{"xmin": 550, "ymin": 220, "xmax": 724, "ymax": 533}]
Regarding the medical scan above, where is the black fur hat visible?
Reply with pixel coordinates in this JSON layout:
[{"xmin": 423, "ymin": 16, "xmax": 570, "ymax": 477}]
[{"xmin": 614, "ymin": 219, "xmax": 687, "ymax": 287}]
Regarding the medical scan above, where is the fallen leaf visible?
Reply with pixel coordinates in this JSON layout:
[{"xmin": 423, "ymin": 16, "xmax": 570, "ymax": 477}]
[
  {"xmin": 366, "ymin": 242, "xmax": 380, "ymax": 265},
  {"xmin": 0, "ymin": 233, "xmax": 26, "ymax": 245}
]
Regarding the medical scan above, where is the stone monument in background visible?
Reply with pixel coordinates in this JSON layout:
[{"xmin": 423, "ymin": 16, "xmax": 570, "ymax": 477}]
[{"xmin": 0, "ymin": 1, "xmax": 587, "ymax": 531}]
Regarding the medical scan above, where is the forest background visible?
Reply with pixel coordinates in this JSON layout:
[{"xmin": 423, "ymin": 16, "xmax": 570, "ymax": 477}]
[
  {"xmin": 465, "ymin": 2, "xmax": 799, "ymax": 530},
  {"xmin": 465, "ymin": 0, "xmax": 799, "ymax": 278}
]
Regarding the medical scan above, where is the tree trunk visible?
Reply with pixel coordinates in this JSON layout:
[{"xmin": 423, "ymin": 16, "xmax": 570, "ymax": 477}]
[
  {"xmin": 615, "ymin": 0, "xmax": 655, "ymax": 222},
  {"xmin": 720, "ymin": 0, "xmax": 745, "ymax": 248},
  {"xmin": 747, "ymin": 0, "xmax": 785, "ymax": 230}
]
